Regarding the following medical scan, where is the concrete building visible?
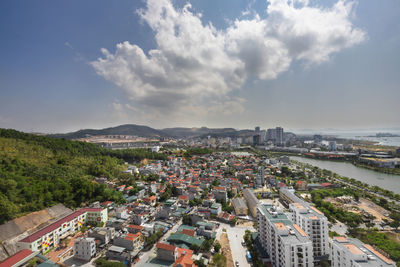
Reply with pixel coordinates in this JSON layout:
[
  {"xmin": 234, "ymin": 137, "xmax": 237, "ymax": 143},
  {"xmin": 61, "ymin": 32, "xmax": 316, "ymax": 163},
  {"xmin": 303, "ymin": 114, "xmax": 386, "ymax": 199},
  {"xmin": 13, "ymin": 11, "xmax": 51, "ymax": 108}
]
[
  {"xmin": 210, "ymin": 202, "xmax": 222, "ymax": 215},
  {"xmin": 329, "ymin": 141, "xmax": 337, "ymax": 151},
  {"xmin": 232, "ymin": 198, "xmax": 248, "ymax": 216},
  {"xmin": 156, "ymin": 242, "xmax": 177, "ymax": 262},
  {"xmin": 243, "ymin": 188, "xmax": 259, "ymax": 217},
  {"xmin": 74, "ymin": 237, "xmax": 96, "ymax": 261},
  {"xmin": 88, "ymin": 227, "xmax": 115, "ymax": 245},
  {"xmin": 331, "ymin": 236, "xmax": 396, "ymax": 267},
  {"xmin": 106, "ymin": 245, "xmax": 131, "ymax": 263},
  {"xmin": 289, "ymin": 203, "xmax": 329, "ymax": 261},
  {"xmin": 257, "ymin": 204, "xmax": 313, "ymax": 267},
  {"xmin": 113, "ymin": 233, "xmax": 143, "ymax": 255},
  {"xmin": 275, "ymin": 127, "xmax": 284, "ymax": 146},
  {"xmin": 17, "ymin": 208, "xmax": 107, "ymax": 254},
  {"xmin": 213, "ymin": 186, "xmax": 227, "ymax": 202},
  {"xmin": 279, "ymin": 188, "xmax": 304, "ymax": 205}
]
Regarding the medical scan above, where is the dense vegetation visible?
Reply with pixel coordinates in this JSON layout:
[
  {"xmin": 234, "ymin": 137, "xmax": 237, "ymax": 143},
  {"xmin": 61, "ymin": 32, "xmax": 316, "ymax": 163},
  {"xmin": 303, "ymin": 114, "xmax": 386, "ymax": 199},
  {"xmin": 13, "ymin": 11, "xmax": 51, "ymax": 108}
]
[
  {"xmin": 0, "ymin": 128, "xmax": 165, "ymax": 224},
  {"xmin": 183, "ymin": 147, "xmax": 213, "ymax": 158},
  {"xmin": 311, "ymin": 189, "xmax": 363, "ymax": 227}
]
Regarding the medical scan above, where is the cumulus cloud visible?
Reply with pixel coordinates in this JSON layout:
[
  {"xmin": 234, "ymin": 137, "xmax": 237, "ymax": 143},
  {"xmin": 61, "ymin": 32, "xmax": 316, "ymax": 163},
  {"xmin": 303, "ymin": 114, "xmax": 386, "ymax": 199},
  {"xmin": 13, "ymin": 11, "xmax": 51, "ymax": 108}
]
[{"xmin": 91, "ymin": 0, "xmax": 366, "ymax": 123}]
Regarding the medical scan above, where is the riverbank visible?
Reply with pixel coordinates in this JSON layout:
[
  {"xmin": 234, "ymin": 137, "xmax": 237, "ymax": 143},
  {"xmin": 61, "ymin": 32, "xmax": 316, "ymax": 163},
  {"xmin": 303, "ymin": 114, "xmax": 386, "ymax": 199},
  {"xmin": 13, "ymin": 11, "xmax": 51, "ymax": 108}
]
[
  {"xmin": 295, "ymin": 153, "xmax": 400, "ymax": 176},
  {"xmin": 354, "ymin": 162, "xmax": 400, "ymax": 175},
  {"xmin": 291, "ymin": 156, "xmax": 400, "ymax": 195}
]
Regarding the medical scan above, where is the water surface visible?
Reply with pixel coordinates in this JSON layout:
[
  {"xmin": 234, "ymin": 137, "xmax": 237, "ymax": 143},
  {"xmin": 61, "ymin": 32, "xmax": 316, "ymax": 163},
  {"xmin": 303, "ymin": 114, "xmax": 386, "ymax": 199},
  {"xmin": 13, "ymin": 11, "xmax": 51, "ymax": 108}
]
[{"xmin": 291, "ymin": 156, "xmax": 400, "ymax": 194}]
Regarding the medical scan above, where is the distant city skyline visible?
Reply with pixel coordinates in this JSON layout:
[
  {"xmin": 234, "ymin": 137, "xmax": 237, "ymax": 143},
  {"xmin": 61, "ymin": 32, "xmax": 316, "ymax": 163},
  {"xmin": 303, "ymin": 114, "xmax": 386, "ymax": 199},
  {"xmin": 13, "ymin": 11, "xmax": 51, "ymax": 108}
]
[{"xmin": 0, "ymin": 0, "xmax": 399, "ymax": 133}]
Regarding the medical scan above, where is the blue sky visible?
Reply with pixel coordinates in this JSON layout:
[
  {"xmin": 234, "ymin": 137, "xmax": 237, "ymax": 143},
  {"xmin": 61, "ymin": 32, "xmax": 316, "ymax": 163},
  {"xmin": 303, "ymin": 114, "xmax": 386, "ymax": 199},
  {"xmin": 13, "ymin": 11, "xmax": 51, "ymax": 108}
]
[{"xmin": 0, "ymin": 0, "xmax": 399, "ymax": 133}]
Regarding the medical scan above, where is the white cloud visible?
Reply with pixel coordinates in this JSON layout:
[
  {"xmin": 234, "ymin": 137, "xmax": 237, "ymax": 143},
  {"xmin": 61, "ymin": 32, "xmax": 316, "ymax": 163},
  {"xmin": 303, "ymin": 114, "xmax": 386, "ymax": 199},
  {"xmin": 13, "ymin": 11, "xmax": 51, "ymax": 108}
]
[{"xmin": 91, "ymin": 0, "xmax": 366, "ymax": 125}]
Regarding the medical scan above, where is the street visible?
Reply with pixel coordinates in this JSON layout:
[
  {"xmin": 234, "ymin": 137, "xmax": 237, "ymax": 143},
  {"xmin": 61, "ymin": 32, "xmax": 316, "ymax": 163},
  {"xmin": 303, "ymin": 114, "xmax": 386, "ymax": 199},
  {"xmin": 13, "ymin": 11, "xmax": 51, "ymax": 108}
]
[
  {"xmin": 134, "ymin": 218, "xmax": 182, "ymax": 266},
  {"xmin": 216, "ymin": 222, "xmax": 255, "ymax": 267}
]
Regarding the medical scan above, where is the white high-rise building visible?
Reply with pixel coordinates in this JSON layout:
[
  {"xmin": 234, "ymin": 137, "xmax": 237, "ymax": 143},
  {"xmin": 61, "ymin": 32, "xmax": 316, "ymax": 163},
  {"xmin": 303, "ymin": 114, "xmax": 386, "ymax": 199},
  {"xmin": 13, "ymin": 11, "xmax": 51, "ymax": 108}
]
[
  {"xmin": 289, "ymin": 202, "xmax": 329, "ymax": 261},
  {"xmin": 74, "ymin": 237, "xmax": 96, "ymax": 261},
  {"xmin": 276, "ymin": 127, "xmax": 284, "ymax": 146},
  {"xmin": 257, "ymin": 204, "xmax": 314, "ymax": 267},
  {"xmin": 331, "ymin": 236, "xmax": 396, "ymax": 267}
]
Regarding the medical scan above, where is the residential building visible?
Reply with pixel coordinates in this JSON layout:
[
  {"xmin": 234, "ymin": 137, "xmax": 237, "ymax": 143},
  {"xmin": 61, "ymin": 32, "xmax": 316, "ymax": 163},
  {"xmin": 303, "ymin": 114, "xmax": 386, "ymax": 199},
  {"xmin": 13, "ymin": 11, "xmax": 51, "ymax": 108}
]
[
  {"xmin": 88, "ymin": 227, "xmax": 115, "ymax": 245},
  {"xmin": 74, "ymin": 237, "xmax": 96, "ymax": 261},
  {"xmin": 243, "ymin": 188, "xmax": 259, "ymax": 217},
  {"xmin": 156, "ymin": 242, "xmax": 178, "ymax": 262},
  {"xmin": 257, "ymin": 204, "xmax": 314, "ymax": 267},
  {"xmin": 289, "ymin": 203, "xmax": 329, "ymax": 261},
  {"xmin": 210, "ymin": 203, "xmax": 222, "ymax": 215},
  {"xmin": 106, "ymin": 245, "xmax": 131, "ymax": 263},
  {"xmin": 275, "ymin": 127, "xmax": 284, "ymax": 146},
  {"xmin": 113, "ymin": 232, "xmax": 143, "ymax": 256},
  {"xmin": 331, "ymin": 236, "xmax": 396, "ymax": 267},
  {"xmin": 213, "ymin": 186, "xmax": 227, "ymax": 202},
  {"xmin": 232, "ymin": 198, "xmax": 248, "ymax": 216}
]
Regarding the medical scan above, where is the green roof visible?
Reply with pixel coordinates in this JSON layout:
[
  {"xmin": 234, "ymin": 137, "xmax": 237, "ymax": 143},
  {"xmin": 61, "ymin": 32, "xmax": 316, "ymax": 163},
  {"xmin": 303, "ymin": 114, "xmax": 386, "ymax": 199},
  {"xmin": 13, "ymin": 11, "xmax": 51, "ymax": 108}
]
[
  {"xmin": 196, "ymin": 221, "xmax": 214, "ymax": 228},
  {"xmin": 167, "ymin": 233, "xmax": 204, "ymax": 247},
  {"xmin": 258, "ymin": 204, "xmax": 292, "ymax": 225}
]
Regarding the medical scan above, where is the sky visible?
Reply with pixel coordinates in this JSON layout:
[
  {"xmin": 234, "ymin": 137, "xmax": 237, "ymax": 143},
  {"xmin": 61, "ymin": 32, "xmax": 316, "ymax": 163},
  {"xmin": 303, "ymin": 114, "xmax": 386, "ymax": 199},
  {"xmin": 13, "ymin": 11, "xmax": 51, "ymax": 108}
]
[{"xmin": 0, "ymin": 0, "xmax": 399, "ymax": 133}]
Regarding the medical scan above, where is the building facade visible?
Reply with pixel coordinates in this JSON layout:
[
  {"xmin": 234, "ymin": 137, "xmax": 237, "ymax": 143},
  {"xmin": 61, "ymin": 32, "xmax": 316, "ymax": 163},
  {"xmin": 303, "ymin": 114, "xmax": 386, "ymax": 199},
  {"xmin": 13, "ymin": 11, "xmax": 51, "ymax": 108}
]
[
  {"xmin": 289, "ymin": 203, "xmax": 329, "ymax": 261},
  {"xmin": 17, "ymin": 208, "xmax": 107, "ymax": 254},
  {"xmin": 331, "ymin": 236, "xmax": 396, "ymax": 267},
  {"xmin": 257, "ymin": 204, "xmax": 314, "ymax": 267},
  {"xmin": 74, "ymin": 237, "xmax": 96, "ymax": 261},
  {"xmin": 243, "ymin": 188, "xmax": 259, "ymax": 217}
]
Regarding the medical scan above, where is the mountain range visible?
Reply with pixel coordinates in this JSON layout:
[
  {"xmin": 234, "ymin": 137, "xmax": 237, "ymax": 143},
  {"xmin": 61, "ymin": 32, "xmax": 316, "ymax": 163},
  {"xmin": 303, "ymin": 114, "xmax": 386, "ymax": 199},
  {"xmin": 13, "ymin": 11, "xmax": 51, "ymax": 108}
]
[{"xmin": 48, "ymin": 124, "xmax": 255, "ymax": 139}]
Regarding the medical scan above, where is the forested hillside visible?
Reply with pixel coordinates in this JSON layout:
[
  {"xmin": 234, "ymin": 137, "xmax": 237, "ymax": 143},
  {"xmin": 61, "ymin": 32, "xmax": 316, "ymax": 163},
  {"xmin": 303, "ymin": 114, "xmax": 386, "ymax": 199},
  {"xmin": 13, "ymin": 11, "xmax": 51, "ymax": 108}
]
[{"xmin": 0, "ymin": 129, "xmax": 166, "ymax": 224}]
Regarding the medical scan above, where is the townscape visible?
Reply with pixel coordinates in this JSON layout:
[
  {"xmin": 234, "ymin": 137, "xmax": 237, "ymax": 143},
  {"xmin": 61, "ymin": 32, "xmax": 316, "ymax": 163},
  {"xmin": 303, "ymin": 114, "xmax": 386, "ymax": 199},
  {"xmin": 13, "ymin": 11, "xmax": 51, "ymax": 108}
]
[
  {"xmin": 1, "ymin": 127, "xmax": 400, "ymax": 267},
  {"xmin": 1, "ymin": 0, "xmax": 400, "ymax": 266}
]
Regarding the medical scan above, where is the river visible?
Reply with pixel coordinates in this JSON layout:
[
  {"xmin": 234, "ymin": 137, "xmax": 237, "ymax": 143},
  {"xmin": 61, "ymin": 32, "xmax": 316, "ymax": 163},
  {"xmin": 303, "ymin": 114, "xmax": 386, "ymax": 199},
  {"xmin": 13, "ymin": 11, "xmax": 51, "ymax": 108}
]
[{"xmin": 291, "ymin": 156, "xmax": 400, "ymax": 194}]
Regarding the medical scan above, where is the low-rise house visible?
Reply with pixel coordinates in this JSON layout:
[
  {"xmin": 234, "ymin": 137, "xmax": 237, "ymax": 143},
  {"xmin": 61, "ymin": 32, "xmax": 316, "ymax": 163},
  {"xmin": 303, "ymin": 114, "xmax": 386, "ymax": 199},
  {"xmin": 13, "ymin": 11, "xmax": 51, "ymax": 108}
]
[
  {"xmin": 74, "ymin": 237, "xmax": 96, "ymax": 261},
  {"xmin": 217, "ymin": 212, "xmax": 236, "ymax": 224},
  {"xmin": 213, "ymin": 186, "xmax": 227, "ymax": 202},
  {"xmin": 113, "ymin": 233, "xmax": 144, "ymax": 254},
  {"xmin": 178, "ymin": 195, "xmax": 189, "ymax": 206},
  {"xmin": 210, "ymin": 203, "xmax": 222, "ymax": 216},
  {"xmin": 106, "ymin": 245, "xmax": 131, "ymax": 263},
  {"xmin": 156, "ymin": 242, "xmax": 178, "ymax": 262},
  {"xmin": 127, "ymin": 224, "xmax": 144, "ymax": 234},
  {"xmin": 232, "ymin": 198, "xmax": 248, "ymax": 216},
  {"xmin": 88, "ymin": 227, "xmax": 115, "ymax": 245},
  {"xmin": 143, "ymin": 195, "xmax": 157, "ymax": 206}
]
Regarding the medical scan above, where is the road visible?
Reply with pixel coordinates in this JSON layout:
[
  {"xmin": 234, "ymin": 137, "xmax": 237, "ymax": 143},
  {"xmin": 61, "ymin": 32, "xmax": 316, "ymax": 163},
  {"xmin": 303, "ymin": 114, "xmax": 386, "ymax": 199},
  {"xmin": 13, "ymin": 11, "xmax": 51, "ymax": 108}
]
[
  {"xmin": 134, "ymin": 219, "xmax": 182, "ymax": 266},
  {"xmin": 216, "ymin": 222, "xmax": 254, "ymax": 267}
]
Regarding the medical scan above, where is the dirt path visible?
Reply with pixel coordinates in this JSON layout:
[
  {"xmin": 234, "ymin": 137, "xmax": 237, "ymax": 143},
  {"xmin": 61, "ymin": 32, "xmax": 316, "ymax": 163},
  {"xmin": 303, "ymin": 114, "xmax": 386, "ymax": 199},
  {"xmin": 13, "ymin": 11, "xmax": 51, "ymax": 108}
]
[{"xmin": 219, "ymin": 233, "xmax": 234, "ymax": 267}]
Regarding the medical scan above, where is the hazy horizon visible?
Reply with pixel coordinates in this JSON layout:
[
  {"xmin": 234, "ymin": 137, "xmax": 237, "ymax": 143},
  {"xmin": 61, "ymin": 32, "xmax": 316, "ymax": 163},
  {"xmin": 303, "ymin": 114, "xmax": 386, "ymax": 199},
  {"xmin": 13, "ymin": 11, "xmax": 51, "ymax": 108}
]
[{"xmin": 1, "ymin": 0, "xmax": 399, "ymax": 133}]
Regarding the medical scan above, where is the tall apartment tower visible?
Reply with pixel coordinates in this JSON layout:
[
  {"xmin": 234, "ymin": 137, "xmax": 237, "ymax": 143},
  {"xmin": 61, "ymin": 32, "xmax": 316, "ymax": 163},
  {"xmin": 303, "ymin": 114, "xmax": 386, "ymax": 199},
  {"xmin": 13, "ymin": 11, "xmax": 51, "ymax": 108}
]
[
  {"xmin": 275, "ymin": 127, "xmax": 284, "ymax": 146},
  {"xmin": 289, "ymin": 203, "xmax": 330, "ymax": 261},
  {"xmin": 257, "ymin": 204, "xmax": 314, "ymax": 267}
]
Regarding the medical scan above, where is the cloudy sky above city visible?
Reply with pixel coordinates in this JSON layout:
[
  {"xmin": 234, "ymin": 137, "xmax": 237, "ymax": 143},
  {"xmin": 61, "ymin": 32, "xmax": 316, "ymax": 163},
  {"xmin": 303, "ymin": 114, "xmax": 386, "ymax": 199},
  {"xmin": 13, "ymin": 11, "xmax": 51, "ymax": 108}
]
[{"xmin": 0, "ymin": 0, "xmax": 399, "ymax": 133}]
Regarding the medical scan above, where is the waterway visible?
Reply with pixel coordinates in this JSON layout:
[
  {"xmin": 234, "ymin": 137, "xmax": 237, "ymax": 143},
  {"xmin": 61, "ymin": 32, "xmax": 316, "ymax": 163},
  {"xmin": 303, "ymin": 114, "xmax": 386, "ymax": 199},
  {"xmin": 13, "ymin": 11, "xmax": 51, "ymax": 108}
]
[{"xmin": 291, "ymin": 156, "xmax": 400, "ymax": 194}]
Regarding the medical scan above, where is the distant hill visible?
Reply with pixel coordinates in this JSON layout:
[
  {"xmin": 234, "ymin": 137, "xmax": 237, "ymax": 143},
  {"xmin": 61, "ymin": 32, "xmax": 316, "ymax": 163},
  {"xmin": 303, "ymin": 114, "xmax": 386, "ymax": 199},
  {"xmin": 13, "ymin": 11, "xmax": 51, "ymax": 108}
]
[
  {"xmin": 48, "ymin": 124, "xmax": 255, "ymax": 139},
  {"xmin": 49, "ymin": 124, "xmax": 169, "ymax": 139}
]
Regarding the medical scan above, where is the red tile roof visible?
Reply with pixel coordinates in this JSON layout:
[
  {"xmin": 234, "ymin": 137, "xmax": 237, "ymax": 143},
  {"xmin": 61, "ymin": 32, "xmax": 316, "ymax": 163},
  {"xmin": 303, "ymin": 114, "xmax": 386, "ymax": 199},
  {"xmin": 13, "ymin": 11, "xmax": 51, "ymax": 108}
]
[
  {"xmin": 128, "ymin": 224, "xmax": 144, "ymax": 230},
  {"xmin": 156, "ymin": 242, "xmax": 176, "ymax": 251},
  {"xmin": 180, "ymin": 229, "xmax": 195, "ymax": 237},
  {"xmin": 0, "ymin": 249, "xmax": 35, "ymax": 267},
  {"xmin": 19, "ymin": 208, "xmax": 105, "ymax": 243}
]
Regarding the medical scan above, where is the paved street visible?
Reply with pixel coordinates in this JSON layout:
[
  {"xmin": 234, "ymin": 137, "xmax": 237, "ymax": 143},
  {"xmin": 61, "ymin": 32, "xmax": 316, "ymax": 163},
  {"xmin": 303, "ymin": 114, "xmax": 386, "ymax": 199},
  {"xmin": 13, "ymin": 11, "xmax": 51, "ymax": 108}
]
[
  {"xmin": 134, "ymin": 219, "xmax": 182, "ymax": 266},
  {"xmin": 216, "ymin": 222, "xmax": 254, "ymax": 267}
]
